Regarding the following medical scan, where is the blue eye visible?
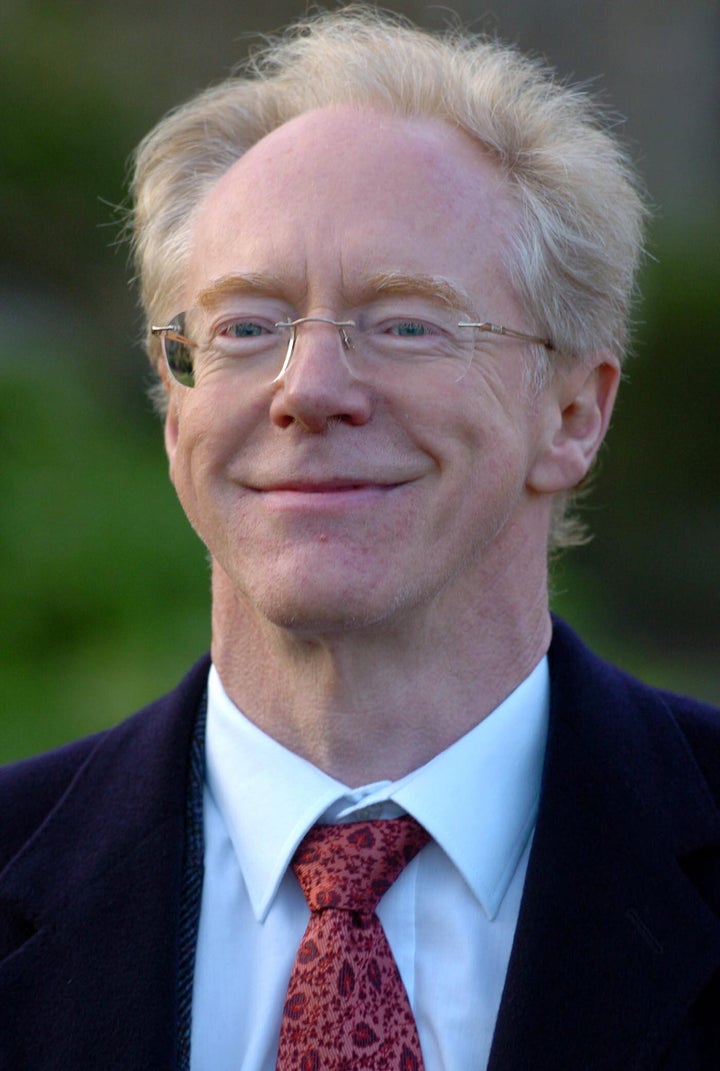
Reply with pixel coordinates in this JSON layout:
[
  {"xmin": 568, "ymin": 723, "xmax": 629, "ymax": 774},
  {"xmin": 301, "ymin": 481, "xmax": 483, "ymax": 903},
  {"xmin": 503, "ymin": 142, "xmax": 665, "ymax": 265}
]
[
  {"xmin": 225, "ymin": 320, "xmax": 266, "ymax": 338},
  {"xmin": 392, "ymin": 320, "xmax": 429, "ymax": 337}
]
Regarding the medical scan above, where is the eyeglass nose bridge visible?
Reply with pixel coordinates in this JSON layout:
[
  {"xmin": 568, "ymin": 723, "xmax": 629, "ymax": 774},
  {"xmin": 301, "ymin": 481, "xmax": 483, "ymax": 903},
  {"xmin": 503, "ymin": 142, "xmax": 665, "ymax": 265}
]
[{"xmin": 271, "ymin": 316, "xmax": 356, "ymax": 384}]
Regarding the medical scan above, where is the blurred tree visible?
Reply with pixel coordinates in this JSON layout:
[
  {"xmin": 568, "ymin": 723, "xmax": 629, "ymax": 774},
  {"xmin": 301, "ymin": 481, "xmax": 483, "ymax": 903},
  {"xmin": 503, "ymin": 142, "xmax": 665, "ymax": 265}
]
[{"xmin": 1, "ymin": 0, "xmax": 718, "ymax": 760}]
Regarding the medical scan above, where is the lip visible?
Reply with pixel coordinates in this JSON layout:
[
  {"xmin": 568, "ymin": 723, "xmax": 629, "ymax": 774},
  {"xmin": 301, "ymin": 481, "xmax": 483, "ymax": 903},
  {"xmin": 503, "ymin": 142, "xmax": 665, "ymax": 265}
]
[
  {"xmin": 250, "ymin": 480, "xmax": 407, "ymax": 509},
  {"xmin": 256, "ymin": 480, "xmax": 399, "ymax": 492}
]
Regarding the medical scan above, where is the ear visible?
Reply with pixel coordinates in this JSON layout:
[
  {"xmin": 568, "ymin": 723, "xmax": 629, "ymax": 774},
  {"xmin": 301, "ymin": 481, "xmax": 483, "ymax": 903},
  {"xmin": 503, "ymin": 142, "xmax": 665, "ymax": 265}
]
[
  {"xmin": 162, "ymin": 378, "xmax": 180, "ymax": 469},
  {"xmin": 528, "ymin": 352, "xmax": 621, "ymax": 495}
]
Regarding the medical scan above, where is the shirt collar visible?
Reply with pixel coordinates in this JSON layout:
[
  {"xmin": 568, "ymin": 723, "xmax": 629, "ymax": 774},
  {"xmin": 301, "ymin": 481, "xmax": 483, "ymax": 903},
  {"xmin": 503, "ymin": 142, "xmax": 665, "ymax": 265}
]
[{"xmin": 205, "ymin": 659, "xmax": 548, "ymax": 922}]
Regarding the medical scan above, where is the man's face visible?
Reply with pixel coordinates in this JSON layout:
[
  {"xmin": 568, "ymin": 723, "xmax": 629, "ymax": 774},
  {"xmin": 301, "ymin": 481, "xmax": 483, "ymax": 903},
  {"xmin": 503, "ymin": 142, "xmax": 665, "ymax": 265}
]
[{"xmin": 164, "ymin": 107, "xmax": 566, "ymax": 636}]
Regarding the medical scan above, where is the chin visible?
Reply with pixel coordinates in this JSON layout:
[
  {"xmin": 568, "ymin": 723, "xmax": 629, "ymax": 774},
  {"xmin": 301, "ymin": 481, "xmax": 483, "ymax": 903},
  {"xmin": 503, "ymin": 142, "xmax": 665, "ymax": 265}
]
[
  {"xmin": 252, "ymin": 588, "xmax": 394, "ymax": 636},
  {"xmin": 230, "ymin": 561, "xmax": 426, "ymax": 637},
  {"xmin": 213, "ymin": 547, "xmax": 438, "ymax": 638}
]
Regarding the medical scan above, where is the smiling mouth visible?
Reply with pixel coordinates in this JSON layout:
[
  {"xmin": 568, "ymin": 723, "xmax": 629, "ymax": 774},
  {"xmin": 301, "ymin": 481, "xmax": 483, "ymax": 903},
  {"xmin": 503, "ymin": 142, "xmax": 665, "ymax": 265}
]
[
  {"xmin": 248, "ymin": 481, "xmax": 407, "ymax": 510},
  {"xmin": 250, "ymin": 471, "xmax": 412, "ymax": 491},
  {"xmin": 258, "ymin": 481, "xmax": 397, "ymax": 492}
]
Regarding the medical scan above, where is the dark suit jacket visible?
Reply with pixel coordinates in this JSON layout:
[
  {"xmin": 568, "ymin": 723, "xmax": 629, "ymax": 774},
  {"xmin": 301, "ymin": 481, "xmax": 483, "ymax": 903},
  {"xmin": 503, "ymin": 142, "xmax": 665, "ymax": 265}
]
[{"xmin": 1, "ymin": 619, "xmax": 720, "ymax": 1069}]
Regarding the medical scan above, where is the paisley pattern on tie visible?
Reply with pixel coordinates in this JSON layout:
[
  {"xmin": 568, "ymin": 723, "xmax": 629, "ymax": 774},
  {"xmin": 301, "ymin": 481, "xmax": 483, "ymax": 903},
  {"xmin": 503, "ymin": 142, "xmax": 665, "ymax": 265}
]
[{"xmin": 275, "ymin": 816, "xmax": 430, "ymax": 1071}]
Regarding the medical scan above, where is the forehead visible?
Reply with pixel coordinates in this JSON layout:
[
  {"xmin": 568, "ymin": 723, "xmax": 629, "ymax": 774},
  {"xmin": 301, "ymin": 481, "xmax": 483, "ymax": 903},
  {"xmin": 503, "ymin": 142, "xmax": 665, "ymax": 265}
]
[{"xmin": 186, "ymin": 106, "xmax": 515, "ymax": 304}]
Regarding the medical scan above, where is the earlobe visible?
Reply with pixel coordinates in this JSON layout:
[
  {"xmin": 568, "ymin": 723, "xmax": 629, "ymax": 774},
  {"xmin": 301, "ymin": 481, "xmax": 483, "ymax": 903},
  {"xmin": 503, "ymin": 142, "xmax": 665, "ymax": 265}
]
[{"xmin": 528, "ymin": 353, "xmax": 621, "ymax": 495}]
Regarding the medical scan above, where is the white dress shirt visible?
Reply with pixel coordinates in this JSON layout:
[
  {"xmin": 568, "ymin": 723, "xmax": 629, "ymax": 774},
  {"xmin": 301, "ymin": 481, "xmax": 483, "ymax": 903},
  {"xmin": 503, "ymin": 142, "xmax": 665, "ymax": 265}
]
[{"xmin": 190, "ymin": 659, "xmax": 549, "ymax": 1071}]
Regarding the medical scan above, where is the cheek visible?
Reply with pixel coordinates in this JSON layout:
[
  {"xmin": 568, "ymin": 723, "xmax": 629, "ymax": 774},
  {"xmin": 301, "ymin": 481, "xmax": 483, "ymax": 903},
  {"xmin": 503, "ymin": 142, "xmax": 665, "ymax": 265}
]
[
  {"xmin": 169, "ymin": 392, "xmax": 233, "ymax": 507},
  {"xmin": 439, "ymin": 391, "xmax": 541, "ymax": 510}
]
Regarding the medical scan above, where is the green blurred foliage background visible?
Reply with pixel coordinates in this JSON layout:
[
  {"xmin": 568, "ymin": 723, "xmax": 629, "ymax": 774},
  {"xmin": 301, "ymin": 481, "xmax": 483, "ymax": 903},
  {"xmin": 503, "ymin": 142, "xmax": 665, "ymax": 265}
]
[{"xmin": 2, "ymin": 0, "xmax": 718, "ymax": 761}]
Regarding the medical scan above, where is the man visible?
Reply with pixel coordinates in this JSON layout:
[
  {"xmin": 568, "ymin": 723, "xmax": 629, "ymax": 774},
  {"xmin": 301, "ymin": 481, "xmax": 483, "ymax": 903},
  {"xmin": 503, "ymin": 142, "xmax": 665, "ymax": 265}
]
[{"xmin": 1, "ymin": 9, "xmax": 719, "ymax": 1070}]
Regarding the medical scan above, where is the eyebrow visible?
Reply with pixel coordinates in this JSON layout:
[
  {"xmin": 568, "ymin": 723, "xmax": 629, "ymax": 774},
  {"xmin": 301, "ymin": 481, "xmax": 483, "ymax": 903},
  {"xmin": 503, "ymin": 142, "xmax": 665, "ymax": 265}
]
[
  {"xmin": 194, "ymin": 272, "xmax": 288, "ymax": 309},
  {"xmin": 192, "ymin": 270, "xmax": 479, "ymax": 316},
  {"xmin": 366, "ymin": 272, "xmax": 478, "ymax": 315}
]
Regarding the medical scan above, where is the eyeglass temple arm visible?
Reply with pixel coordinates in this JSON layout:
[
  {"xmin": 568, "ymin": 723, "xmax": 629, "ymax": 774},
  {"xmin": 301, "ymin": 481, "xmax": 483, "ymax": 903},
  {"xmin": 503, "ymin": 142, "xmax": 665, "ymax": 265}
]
[
  {"xmin": 151, "ymin": 325, "xmax": 191, "ymax": 341},
  {"xmin": 458, "ymin": 322, "xmax": 554, "ymax": 350}
]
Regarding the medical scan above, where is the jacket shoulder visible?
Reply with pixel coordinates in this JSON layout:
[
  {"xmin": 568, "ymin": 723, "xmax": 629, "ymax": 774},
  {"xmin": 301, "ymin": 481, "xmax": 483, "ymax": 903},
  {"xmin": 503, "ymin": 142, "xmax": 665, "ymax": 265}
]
[
  {"xmin": 550, "ymin": 615, "xmax": 720, "ymax": 804},
  {"xmin": 0, "ymin": 655, "xmax": 211, "ymax": 871},
  {"xmin": 657, "ymin": 688, "xmax": 720, "ymax": 808},
  {"xmin": 0, "ymin": 733, "xmax": 107, "ymax": 867}
]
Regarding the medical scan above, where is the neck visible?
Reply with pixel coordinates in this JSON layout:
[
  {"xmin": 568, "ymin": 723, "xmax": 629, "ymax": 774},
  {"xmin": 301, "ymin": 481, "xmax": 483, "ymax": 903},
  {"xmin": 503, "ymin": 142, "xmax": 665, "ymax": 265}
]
[{"xmin": 210, "ymin": 565, "xmax": 551, "ymax": 787}]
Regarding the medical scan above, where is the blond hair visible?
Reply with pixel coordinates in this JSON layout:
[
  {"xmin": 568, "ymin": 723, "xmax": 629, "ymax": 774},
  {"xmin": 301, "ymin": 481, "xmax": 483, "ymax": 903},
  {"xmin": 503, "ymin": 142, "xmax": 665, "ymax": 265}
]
[{"xmin": 131, "ymin": 6, "xmax": 649, "ymax": 547}]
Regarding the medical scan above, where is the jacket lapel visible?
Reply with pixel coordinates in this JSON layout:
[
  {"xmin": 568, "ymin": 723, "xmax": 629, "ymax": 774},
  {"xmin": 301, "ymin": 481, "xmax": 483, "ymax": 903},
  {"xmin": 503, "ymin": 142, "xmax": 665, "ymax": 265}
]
[
  {"xmin": 0, "ymin": 657, "xmax": 210, "ymax": 1071},
  {"xmin": 489, "ymin": 623, "xmax": 720, "ymax": 1070}
]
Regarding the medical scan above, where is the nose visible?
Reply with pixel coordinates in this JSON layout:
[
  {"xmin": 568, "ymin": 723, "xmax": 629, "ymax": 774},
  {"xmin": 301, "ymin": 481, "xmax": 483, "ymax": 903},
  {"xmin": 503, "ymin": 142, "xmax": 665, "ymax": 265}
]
[{"xmin": 269, "ymin": 317, "xmax": 374, "ymax": 432}]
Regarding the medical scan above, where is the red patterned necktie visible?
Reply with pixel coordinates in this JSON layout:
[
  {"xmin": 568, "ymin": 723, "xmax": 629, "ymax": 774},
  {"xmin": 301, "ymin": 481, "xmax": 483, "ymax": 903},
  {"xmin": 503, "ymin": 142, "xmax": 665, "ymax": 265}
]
[{"xmin": 275, "ymin": 815, "xmax": 430, "ymax": 1071}]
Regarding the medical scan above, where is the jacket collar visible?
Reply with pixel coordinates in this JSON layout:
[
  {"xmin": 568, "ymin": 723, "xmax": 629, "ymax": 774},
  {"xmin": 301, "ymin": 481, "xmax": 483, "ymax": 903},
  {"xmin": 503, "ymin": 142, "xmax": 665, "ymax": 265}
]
[{"xmin": 489, "ymin": 619, "xmax": 720, "ymax": 1070}]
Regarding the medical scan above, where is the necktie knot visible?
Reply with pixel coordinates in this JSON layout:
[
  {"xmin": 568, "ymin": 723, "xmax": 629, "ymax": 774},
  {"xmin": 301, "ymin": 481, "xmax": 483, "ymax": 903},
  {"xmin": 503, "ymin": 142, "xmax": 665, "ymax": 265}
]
[
  {"xmin": 278, "ymin": 814, "xmax": 430, "ymax": 1070},
  {"xmin": 292, "ymin": 816, "xmax": 430, "ymax": 917}
]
